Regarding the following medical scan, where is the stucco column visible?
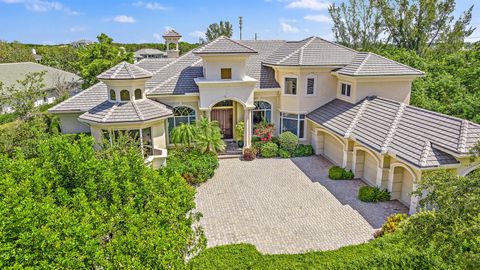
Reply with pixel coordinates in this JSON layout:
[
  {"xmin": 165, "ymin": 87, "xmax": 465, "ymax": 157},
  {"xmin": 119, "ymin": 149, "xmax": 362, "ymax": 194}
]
[
  {"xmin": 409, "ymin": 183, "xmax": 419, "ymax": 215},
  {"xmin": 387, "ymin": 167, "xmax": 394, "ymax": 194},
  {"xmin": 244, "ymin": 107, "xmax": 252, "ymax": 148}
]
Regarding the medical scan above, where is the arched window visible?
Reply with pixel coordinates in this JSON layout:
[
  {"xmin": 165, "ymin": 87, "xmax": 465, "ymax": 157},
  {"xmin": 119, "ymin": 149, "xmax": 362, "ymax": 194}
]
[
  {"xmin": 134, "ymin": 89, "xmax": 142, "ymax": 100},
  {"xmin": 110, "ymin": 89, "xmax": 116, "ymax": 101},
  {"xmin": 120, "ymin": 90, "xmax": 130, "ymax": 101},
  {"xmin": 168, "ymin": 106, "xmax": 196, "ymax": 142},
  {"xmin": 252, "ymin": 101, "xmax": 272, "ymax": 126}
]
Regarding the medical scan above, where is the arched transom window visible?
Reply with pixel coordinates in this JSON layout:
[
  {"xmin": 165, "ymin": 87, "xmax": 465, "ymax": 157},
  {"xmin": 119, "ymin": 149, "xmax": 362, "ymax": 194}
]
[
  {"xmin": 168, "ymin": 106, "xmax": 196, "ymax": 141},
  {"xmin": 134, "ymin": 89, "xmax": 142, "ymax": 100},
  {"xmin": 120, "ymin": 89, "xmax": 130, "ymax": 101},
  {"xmin": 252, "ymin": 100, "xmax": 272, "ymax": 126},
  {"xmin": 109, "ymin": 89, "xmax": 116, "ymax": 101}
]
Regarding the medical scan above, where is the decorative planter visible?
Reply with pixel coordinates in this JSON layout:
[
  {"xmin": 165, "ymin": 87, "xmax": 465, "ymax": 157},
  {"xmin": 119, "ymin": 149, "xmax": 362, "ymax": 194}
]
[{"xmin": 237, "ymin": 140, "xmax": 244, "ymax": 148}]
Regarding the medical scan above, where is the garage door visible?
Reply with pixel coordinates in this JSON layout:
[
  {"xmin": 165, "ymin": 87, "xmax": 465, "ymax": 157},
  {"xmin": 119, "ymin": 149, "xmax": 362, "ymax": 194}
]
[
  {"xmin": 323, "ymin": 134, "xmax": 343, "ymax": 165},
  {"xmin": 400, "ymin": 173, "xmax": 413, "ymax": 206},
  {"xmin": 362, "ymin": 152, "xmax": 377, "ymax": 186}
]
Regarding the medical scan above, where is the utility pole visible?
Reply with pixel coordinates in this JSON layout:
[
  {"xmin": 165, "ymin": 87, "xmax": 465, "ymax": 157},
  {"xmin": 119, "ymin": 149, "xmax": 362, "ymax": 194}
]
[
  {"xmin": 254, "ymin": 33, "xmax": 258, "ymax": 40},
  {"xmin": 239, "ymin": 16, "xmax": 243, "ymax": 40}
]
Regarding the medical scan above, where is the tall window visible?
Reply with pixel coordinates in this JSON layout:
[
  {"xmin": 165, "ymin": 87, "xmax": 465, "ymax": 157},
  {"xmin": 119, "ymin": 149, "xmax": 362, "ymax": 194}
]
[
  {"xmin": 306, "ymin": 76, "xmax": 316, "ymax": 95},
  {"xmin": 284, "ymin": 77, "xmax": 297, "ymax": 95},
  {"xmin": 101, "ymin": 127, "xmax": 153, "ymax": 156},
  {"xmin": 168, "ymin": 106, "xmax": 196, "ymax": 141},
  {"xmin": 110, "ymin": 89, "xmax": 116, "ymax": 100},
  {"xmin": 120, "ymin": 90, "xmax": 130, "ymax": 101},
  {"xmin": 252, "ymin": 101, "xmax": 272, "ymax": 127},
  {"xmin": 341, "ymin": 83, "xmax": 352, "ymax": 97},
  {"xmin": 280, "ymin": 113, "xmax": 305, "ymax": 139},
  {"xmin": 221, "ymin": 68, "xmax": 232, "ymax": 79},
  {"xmin": 134, "ymin": 89, "xmax": 142, "ymax": 100}
]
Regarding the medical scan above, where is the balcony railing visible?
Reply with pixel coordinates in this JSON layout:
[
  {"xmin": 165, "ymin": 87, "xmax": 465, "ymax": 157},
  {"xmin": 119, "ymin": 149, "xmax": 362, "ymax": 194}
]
[{"xmin": 145, "ymin": 147, "xmax": 168, "ymax": 169}]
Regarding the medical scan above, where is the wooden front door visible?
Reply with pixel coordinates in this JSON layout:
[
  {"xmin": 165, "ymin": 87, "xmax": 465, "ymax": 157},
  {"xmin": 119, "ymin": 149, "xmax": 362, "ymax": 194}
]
[{"xmin": 211, "ymin": 109, "xmax": 233, "ymax": 139}]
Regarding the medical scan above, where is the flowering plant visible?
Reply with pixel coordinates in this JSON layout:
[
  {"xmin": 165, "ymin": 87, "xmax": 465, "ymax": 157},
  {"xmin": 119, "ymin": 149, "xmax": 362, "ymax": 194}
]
[{"xmin": 254, "ymin": 121, "xmax": 274, "ymax": 141}]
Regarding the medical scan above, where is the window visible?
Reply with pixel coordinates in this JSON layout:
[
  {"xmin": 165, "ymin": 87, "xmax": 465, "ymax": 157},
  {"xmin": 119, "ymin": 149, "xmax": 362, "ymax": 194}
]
[
  {"xmin": 221, "ymin": 68, "xmax": 232, "ymax": 79},
  {"xmin": 252, "ymin": 101, "xmax": 272, "ymax": 127},
  {"xmin": 101, "ymin": 127, "xmax": 153, "ymax": 157},
  {"xmin": 168, "ymin": 106, "xmax": 196, "ymax": 142},
  {"xmin": 284, "ymin": 77, "xmax": 297, "ymax": 95},
  {"xmin": 120, "ymin": 90, "xmax": 130, "ymax": 101},
  {"xmin": 341, "ymin": 83, "xmax": 352, "ymax": 97},
  {"xmin": 110, "ymin": 89, "xmax": 116, "ymax": 100},
  {"xmin": 306, "ymin": 76, "xmax": 316, "ymax": 95},
  {"xmin": 280, "ymin": 113, "xmax": 305, "ymax": 139},
  {"xmin": 134, "ymin": 88, "xmax": 142, "ymax": 100},
  {"xmin": 213, "ymin": 100, "xmax": 233, "ymax": 107}
]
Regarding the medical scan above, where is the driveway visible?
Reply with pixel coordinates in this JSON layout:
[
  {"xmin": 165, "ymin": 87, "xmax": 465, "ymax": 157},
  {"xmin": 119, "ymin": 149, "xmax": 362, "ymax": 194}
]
[{"xmin": 195, "ymin": 156, "xmax": 407, "ymax": 254}]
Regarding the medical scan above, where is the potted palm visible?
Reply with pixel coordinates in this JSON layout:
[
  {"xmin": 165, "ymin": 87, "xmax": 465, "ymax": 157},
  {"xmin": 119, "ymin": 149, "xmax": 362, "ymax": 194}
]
[{"xmin": 235, "ymin": 121, "xmax": 245, "ymax": 148}]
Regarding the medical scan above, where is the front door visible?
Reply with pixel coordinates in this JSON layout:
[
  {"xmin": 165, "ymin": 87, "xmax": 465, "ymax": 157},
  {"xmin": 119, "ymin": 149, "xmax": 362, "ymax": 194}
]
[{"xmin": 211, "ymin": 109, "xmax": 233, "ymax": 139}]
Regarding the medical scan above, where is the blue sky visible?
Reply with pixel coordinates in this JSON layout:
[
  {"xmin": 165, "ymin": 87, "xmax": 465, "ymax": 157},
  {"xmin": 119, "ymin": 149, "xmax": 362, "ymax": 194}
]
[{"xmin": 0, "ymin": 0, "xmax": 478, "ymax": 44}]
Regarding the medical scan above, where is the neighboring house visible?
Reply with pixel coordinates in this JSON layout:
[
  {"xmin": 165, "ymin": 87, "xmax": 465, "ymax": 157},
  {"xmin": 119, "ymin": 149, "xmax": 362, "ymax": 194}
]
[
  {"xmin": 0, "ymin": 62, "xmax": 82, "ymax": 113},
  {"xmin": 134, "ymin": 48, "xmax": 167, "ymax": 62},
  {"xmin": 71, "ymin": 39, "xmax": 95, "ymax": 48},
  {"xmin": 49, "ymin": 31, "xmax": 480, "ymax": 214}
]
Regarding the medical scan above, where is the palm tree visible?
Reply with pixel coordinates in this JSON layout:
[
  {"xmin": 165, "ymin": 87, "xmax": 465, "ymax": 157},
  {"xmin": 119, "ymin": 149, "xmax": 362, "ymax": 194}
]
[
  {"xmin": 196, "ymin": 117, "xmax": 226, "ymax": 153},
  {"xmin": 170, "ymin": 123, "xmax": 197, "ymax": 147},
  {"xmin": 205, "ymin": 21, "xmax": 233, "ymax": 42}
]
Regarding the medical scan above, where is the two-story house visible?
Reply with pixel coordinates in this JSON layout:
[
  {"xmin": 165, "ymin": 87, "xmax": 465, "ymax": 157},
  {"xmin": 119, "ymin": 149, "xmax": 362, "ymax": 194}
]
[{"xmin": 49, "ymin": 30, "xmax": 480, "ymax": 214}]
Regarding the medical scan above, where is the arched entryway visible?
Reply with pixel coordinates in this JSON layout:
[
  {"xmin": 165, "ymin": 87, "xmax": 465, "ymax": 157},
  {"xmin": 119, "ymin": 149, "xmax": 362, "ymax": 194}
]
[
  {"xmin": 323, "ymin": 133, "xmax": 345, "ymax": 165},
  {"xmin": 390, "ymin": 165, "xmax": 416, "ymax": 206},
  {"xmin": 353, "ymin": 148, "xmax": 380, "ymax": 186}
]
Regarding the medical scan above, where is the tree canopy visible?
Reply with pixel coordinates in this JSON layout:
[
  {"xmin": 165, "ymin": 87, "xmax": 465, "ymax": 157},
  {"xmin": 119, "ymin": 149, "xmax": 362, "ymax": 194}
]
[{"xmin": 205, "ymin": 21, "xmax": 233, "ymax": 42}]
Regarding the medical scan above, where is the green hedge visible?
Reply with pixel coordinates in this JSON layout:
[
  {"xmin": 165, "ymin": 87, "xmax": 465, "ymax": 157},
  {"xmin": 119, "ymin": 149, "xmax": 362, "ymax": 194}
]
[
  {"xmin": 260, "ymin": 142, "xmax": 278, "ymax": 158},
  {"xmin": 162, "ymin": 148, "xmax": 219, "ymax": 185},
  {"xmin": 328, "ymin": 166, "xmax": 354, "ymax": 180},
  {"xmin": 279, "ymin": 131, "xmax": 298, "ymax": 152},
  {"xmin": 358, "ymin": 186, "xmax": 391, "ymax": 202}
]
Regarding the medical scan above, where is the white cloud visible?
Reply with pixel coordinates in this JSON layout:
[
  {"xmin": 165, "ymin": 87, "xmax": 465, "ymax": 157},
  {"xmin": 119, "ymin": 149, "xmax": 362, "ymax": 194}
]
[
  {"xmin": 189, "ymin": 30, "xmax": 205, "ymax": 39},
  {"xmin": 286, "ymin": 0, "xmax": 330, "ymax": 11},
  {"xmin": 69, "ymin": 26, "xmax": 86, "ymax": 33},
  {"xmin": 304, "ymin": 14, "xmax": 331, "ymax": 22},
  {"xmin": 153, "ymin": 33, "xmax": 162, "ymax": 41},
  {"xmin": 280, "ymin": 22, "xmax": 299, "ymax": 33},
  {"xmin": 0, "ymin": 0, "xmax": 79, "ymax": 15},
  {"xmin": 133, "ymin": 1, "xmax": 168, "ymax": 10},
  {"xmin": 114, "ymin": 15, "xmax": 135, "ymax": 23}
]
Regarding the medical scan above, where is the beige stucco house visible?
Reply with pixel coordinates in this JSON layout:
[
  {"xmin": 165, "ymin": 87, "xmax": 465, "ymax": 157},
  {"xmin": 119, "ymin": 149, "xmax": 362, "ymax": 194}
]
[{"xmin": 49, "ymin": 30, "xmax": 480, "ymax": 214}]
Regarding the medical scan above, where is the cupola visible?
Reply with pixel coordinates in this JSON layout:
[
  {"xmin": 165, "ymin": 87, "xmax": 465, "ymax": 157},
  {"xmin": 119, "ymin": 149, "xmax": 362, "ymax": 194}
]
[{"xmin": 163, "ymin": 29, "xmax": 182, "ymax": 58}]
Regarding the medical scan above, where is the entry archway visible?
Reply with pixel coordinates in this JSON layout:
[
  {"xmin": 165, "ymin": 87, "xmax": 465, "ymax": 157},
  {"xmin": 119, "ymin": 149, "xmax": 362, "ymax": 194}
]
[
  {"xmin": 353, "ymin": 147, "xmax": 380, "ymax": 186},
  {"xmin": 389, "ymin": 164, "xmax": 416, "ymax": 206}
]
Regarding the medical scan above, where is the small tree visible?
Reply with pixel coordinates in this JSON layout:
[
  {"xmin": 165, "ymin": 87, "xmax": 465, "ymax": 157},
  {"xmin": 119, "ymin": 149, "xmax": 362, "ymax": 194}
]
[
  {"xmin": 195, "ymin": 117, "xmax": 225, "ymax": 153},
  {"xmin": 205, "ymin": 21, "xmax": 233, "ymax": 42},
  {"xmin": 170, "ymin": 123, "xmax": 197, "ymax": 148}
]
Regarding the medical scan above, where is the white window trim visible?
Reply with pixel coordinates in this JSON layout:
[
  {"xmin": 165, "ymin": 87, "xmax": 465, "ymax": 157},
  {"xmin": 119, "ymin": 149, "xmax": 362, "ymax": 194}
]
[
  {"xmin": 305, "ymin": 74, "xmax": 317, "ymax": 96},
  {"xmin": 338, "ymin": 81, "xmax": 353, "ymax": 100},
  {"xmin": 280, "ymin": 112, "xmax": 306, "ymax": 140},
  {"xmin": 282, "ymin": 75, "xmax": 298, "ymax": 96}
]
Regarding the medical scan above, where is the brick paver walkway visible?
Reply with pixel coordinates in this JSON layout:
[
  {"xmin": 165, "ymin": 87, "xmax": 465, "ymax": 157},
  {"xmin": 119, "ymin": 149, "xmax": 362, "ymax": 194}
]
[{"xmin": 195, "ymin": 157, "xmax": 376, "ymax": 254}]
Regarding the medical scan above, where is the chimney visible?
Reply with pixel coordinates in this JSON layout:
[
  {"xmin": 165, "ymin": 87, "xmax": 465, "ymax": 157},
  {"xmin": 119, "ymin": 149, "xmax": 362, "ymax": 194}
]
[{"xmin": 163, "ymin": 28, "xmax": 182, "ymax": 58}]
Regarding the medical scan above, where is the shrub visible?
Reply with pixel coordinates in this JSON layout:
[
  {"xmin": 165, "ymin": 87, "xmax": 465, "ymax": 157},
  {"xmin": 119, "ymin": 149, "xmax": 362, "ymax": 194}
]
[
  {"xmin": 292, "ymin": 144, "xmax": 314, "ymax": 157},
  {"xmin": 252, "ymin": 140, "xmax": 267, "ymax": 155},
  {"xmin": 278, "ymin": 131, "xmax": 298, "ymax": 152},
  {"xmin": 377, "ymin": 213, "xmax": 408, "ymax": 238},
  {"xmin": 358, "ymin": 186, "xmax": 391, "ymax": 202},
  {"xmin": 278, "ymin": 149, "xmax": 291, "ymax": 158},
  {"xmin": 243, "ymin": 148, "xmax": 257, "ymax": 161},
  {"xmin": 254, "ymin": 121, "xmax": 274, "ymax": 141},
  {"xmin": 271, "ymin": 136, "xmax": 280, "ymax": 146},
  {"xmin": 328, "ymin": 166, "xmax": 354, "ymax": 180},
  {"xmin": 163, "ymin": 148, "xmax": 219, "ymax": 185},
  {"xmin": 260, "ymin": 142, "xmax": 278, "ymax": 158}
]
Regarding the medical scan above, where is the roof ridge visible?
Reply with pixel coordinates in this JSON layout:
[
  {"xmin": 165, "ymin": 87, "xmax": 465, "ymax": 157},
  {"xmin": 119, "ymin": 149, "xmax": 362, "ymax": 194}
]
[
  {"xmin": 419, "ymin": 140, "xmax": 432, "ymax": 167},
  {"xmin": 103, "ymin": 102, "xmax": 118, "ymax": 123},
  {"xmin": 459, "ymin": 120, "xmax": 469, "ymax": 153},
  {"xmin": 311, "ymin": 36, "xmax": 359, "ymax": 53},
  {"xmin": 353, "ymin": 53, "xmax": 371, "ymax": 76},
  {"xmin": 124, "ymin": 63, "xmax": 135, "ymax": 79},
  {"xmin": 149, "ymin": 51, "xmax": 193, "ymax": 76},
  {"xmin": 381, "ymin": 103, "xmax": 407, "ymax": 154},
  {"xmin": 344, "ymin": 98, "xmax": 370, "ymax": 138},
  {"xmin": 111, "ymin": 62, "xmax": 125, "ymax": 78},
  {"xmin": 131, "ymin": 100, "xmax": 144, "ymax": 121},
  {"xmin": 368, "ymin": 52, "xmax": 425, "ymax": 75},
  {"xmin": 279, "ymin": 36, "xmax": 315, "ymax": 65}
]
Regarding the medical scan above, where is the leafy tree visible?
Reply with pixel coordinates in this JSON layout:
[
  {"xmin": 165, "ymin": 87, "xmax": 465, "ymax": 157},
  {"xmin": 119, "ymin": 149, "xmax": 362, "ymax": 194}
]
[
  {"xmin": 0, "ymin": 41, "xmax": 35, "ymax": 63},
  {"xmin": 328, "ymin": 0, "xmax": 384, "ymax": 49},
  {"xmin": 195, "ymin": 117, "xmax": 225, "ymax": 153},
  {"xmin": 376, "ymin": 0, "xmax": 475, "ymax": 54},
  {"xmin": 0, "ymin": 135, "xmax": 205, "ymax": 268},
  {"xmin": 170, "ymin": 123, "xmax": 197, "ymax": 147},
  {"xmin": 0, "ymin": 71, "xmax": 46, "ymax": 120},
  {"xmin": 76, "ymin": 33, "xmax": 133, "ymax": 88},
  {"xmin": 205, "ymin": 21, "xmax": 233, "ymax": 42},
  {"xmin": 36, "ymin": 45, "xmax": 79, "ymax": 73}
]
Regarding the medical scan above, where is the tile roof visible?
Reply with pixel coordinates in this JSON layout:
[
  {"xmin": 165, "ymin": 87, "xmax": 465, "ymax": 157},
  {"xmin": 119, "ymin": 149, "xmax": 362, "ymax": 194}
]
[
  {"xmin": 49, "ymin": 82, "xmax": 107, "ymax": 113},
  {"xmin": 163, "ymin": 29, "xmax": 182, "ymax": 37},
  {"xmin": 193, "ymin": 36, "xmax": 258, "ymax": 55},
  {"xmin": 79, "ymin": 99, "xmax": 172, "ymax": 124},
  {"xmin": 336, "ymin": 52, "xmax": 425, "ymax": 76},
  {"xmin": 97, "ymin": 61, "xmax": 152, "ymax": 80},
  {"xmin": 134, "ymin": 48, "xmax": 166, "ymax": 58},
  {"xmin": 263, "ymin": 36, "xmax": 358, "ymax": 66},
  {"xmin": 0, "ymin": 62, "xmax": 81, "ymax": 90},
  {"xmin": 307, "ymin": 97, "xmax": 480, "ymax": 168}
]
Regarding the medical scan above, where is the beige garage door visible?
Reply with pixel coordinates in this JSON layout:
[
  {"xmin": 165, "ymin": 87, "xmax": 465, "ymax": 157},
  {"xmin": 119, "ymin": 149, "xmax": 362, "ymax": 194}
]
[
  {"xmin": 323, "ymin": 134, "xmax": 343, "ymax": 165},
  {"xmin": 400, "ymin": 173, "xmax": 413, "ymax": 206},
  {"xmin": 363, "ymin": 152, "xmax": 377, "ymax": 186}
]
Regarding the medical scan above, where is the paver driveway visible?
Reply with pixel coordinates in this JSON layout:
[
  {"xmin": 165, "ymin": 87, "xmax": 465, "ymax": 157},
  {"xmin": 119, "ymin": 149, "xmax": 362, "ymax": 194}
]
[{"xmin": 195, "ymin": 156, "xmax": 381, "ymax": 254}]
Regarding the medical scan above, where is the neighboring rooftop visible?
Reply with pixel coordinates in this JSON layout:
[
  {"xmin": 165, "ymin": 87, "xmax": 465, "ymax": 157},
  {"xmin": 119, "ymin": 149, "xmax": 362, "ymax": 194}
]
[
  {"xmin": 0, "ymin": 62, "xmax": 81, "ymax": 90},
  {"xmin": 97, "ymin": 61, "xmax": 153, "ymax": 80},
  {"xmin": 163, "ymin": 29, "xmax": 182, "ymax": 38},
  {"xmin": 335, "ymin": 52, "xmax": 425, "ymax": 77},
  {"xmin": 134, "ymin": 48, "xmax": 167, "ymax": 58},
  {"xmin": 307, "ymin": 97, "xmax": 480, "ymax": 168},
  {"xmin": 79, "ymin": 99, "xmax": 172, "ymax": 124},
  {"xmin": 193, "ymin": 36, "xmax": 258, "ymax": 55}
]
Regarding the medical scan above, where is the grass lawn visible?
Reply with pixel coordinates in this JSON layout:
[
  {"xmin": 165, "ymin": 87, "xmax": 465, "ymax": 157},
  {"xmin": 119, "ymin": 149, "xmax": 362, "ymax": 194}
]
[{"xmin": 188, "ymin": 235, "xmax": 447, "ymax": 270}]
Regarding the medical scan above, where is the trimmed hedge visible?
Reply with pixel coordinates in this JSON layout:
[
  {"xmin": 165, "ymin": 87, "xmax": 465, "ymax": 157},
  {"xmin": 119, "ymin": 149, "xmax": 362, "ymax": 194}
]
[
  {"xmin": 279, "ymin": 131, "xmax": 298, "ymax": 152},
  {"xmin": 278, "ymin": 148, "xmax": 291, "ymax": 158},
  {"xmin": 358, "ymin": 186, "xmax": 391, "ymax": 202},
  {"xmin": 162, "ymin": 148, "xmax": 219, "ymax": 185},
  {"xmin": 260, "ymin": 142, "xmax": 278, "ymax": 158},
  {"xmin": 293, "ymin": 144, "xmax": 314, "ymax": 157},
  {"xmin": 328, "ymin": 166, "xmax": 354, "ymax": 180}
]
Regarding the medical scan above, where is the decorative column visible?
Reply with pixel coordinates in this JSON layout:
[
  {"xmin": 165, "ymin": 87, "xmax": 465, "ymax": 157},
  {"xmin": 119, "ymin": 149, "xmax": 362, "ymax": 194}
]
[{"xmin": 244, "ymin": 107, "xmax": 252, "ymax": 148}]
